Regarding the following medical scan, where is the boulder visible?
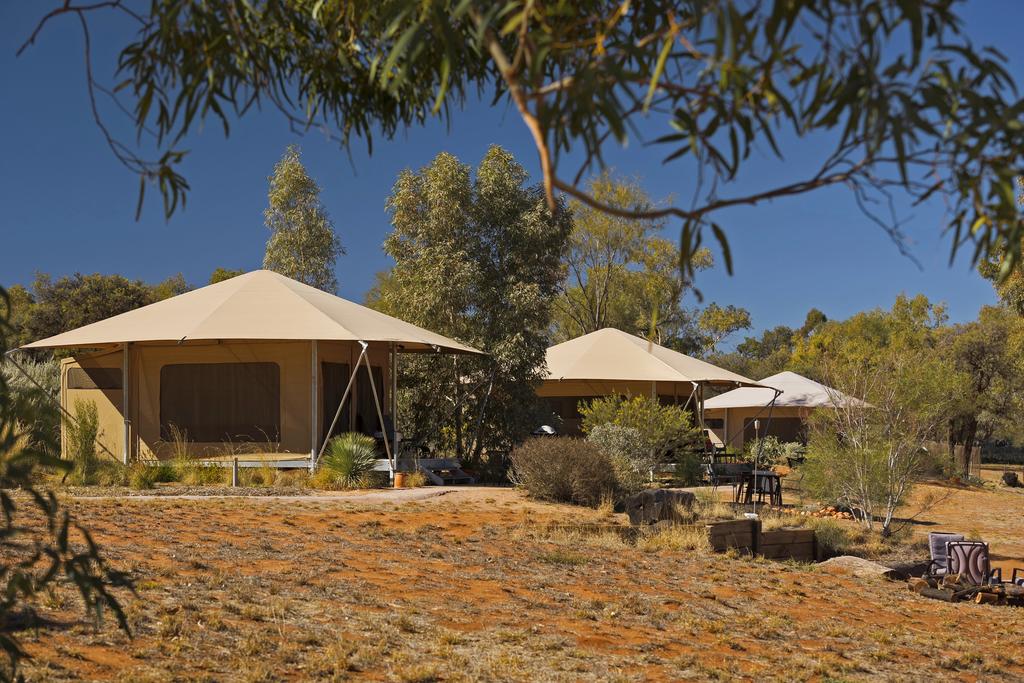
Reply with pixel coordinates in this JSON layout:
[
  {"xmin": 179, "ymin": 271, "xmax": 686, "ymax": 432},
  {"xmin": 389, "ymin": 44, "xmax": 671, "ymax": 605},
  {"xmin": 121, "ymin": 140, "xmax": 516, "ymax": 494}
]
[
  {"xmin": 623, "ymin": 489, "xmax": 696, "ymax": 526},
  {"xmin": 818, "ymin": 555, "xmax": 901, "ymax": 581}
]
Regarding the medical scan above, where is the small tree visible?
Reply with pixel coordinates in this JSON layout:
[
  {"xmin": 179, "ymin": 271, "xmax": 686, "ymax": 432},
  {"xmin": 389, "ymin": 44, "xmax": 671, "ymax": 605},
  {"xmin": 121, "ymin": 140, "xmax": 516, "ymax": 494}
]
[
  {"xmin": 803, "ymin": 346, "xmax": 954, "ymax": 537},
  {"xmin": 263, "ymin": 145, "xmax": 344, "ymax": 292}
]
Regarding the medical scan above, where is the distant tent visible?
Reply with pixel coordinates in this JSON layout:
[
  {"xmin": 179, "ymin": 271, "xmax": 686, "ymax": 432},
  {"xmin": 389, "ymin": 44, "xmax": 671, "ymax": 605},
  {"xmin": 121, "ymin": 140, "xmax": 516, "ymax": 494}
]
[
  {"xmin": 703, "ymin": 371, "xmax": 862, "ymax": 450},
  {"xmin": 538, "ymin": 328, "xmax": 766, "ymax": 436}
]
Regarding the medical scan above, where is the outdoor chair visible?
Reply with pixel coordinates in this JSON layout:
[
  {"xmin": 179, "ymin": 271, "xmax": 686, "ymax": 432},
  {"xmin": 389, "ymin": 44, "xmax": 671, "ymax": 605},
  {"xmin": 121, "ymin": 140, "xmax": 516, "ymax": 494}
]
[
  {"xmin": 926, "ymin": 532, "xmax": 964, "ymax": 577},
  {"xmin": 946, "ymin": 541, "xmax": 1002, "ymax": 586},
  {"xmin": 1013, "ymin": 568, "xmax": 1024, "ymax": 586}
]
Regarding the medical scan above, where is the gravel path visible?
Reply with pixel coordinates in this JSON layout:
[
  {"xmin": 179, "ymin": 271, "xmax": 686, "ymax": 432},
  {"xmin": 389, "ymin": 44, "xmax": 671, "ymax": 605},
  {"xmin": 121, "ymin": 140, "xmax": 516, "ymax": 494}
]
[{"xmin": 70, "ymin": 486, "xmax": 467, "ymax": 504}]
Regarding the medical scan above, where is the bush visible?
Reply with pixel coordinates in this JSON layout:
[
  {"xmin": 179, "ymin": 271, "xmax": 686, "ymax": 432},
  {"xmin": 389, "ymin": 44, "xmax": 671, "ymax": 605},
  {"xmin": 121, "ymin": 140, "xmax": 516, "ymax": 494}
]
[
  {"xmin": 579, "ymin": 394, "xmax": 701, "ymax": 463},
  {"xmin": 1, "ymin": 357, "xmax": 60, "ymax": 458},
  {"xmin": 743, "ymin": 435, "xmax": 796, "ymax": 468},
  {"xmin": 673, "ymin": 452, "xmax": 704, "ymax": 487},
  {"xmin": 64, "ymin": 399, "xmax": 100, "ymax": 485},
  {"xmin": 129, "ymin": 462, "xmax": 158, "ymax": 489},
  {"xmin": 586, "ymin": 423, "xmax": 649, "ymax": 496},
  {"xmin": 313, "ymin": 433, "xmax": 378, "ymax": 489},
  {"xmin": 509, "ymin": 437, "xmax": 618, "ymax": 507}
]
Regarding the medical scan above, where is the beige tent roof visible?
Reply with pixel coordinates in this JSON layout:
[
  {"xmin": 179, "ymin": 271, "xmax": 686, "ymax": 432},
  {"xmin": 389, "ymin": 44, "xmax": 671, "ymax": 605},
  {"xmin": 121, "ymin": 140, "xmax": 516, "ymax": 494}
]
[
  {"xmin": 21, "ymin": 269, "xmax": 481, "ymax": 354},
  {"xmin": 544, "ymin": 328, "xmax": 763, "ymax": 388},
  {"xmin": 704, "ymin": 371, "xmax": 862, "ymax": 409}
]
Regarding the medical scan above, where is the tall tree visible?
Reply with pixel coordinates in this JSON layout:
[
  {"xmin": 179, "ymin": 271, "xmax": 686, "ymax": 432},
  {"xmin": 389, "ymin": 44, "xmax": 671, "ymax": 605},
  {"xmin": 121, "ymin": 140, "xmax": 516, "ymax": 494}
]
[
  {"xmin": 209, "ymin": 267, "xmax": 245, "ymax": 285},
  {"xmin": 262, "ymin": 145, "xmax": 344, "ymax": 292},
  {"xmin": 709, "ymin": 308, "xmax": 827, "ymax": 379},
  {"xmin": 555, "ymin": 172, "xmax": 749, "ymax": 352},
  {"xmin": 371, "ymin": 146, "xmax": 571, "ymax": 461},
  {"xmin": 10, "ymin": 272, "xmax": 191, "ymax": 348},
  {"xmin": 943, "ymin": 305, "xmax": 1024, "ymax": 476},
  {"xmin": 25, "ymin": 2, "xmax": 1024, "ymax": 287}
]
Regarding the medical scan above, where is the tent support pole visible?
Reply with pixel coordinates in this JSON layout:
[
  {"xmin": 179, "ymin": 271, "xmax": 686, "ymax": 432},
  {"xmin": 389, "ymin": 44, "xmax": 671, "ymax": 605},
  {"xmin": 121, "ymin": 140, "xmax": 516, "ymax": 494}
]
[
  {"xmin": 390, "ymin": 342, "xmax": 398, "ymax": 464},
  {"xmin": 310, "ymin": 340, "xmax": 318, "ymax": 466},
  {"xmin": 315, "ymin": 342, "xmax": 367, "ymax": 468},
  {"xmin": 361, "ymin": 348, "xmax": 393, "ymax": 473},
  {"xmin": 122, "ymin": 342, "xmax": 130, "ymax": 465}
]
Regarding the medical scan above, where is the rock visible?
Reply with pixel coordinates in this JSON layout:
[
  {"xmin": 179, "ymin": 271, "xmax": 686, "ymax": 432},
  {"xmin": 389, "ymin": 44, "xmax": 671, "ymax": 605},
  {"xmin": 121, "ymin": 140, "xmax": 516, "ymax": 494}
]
[
  {"xmin": 623, "ymin": 489, "xmax": 697, "ymax": 526},
  {"xmin": 818, "ymin": 555, "xmax": 901, "ymax": 581},
  {"xmin": 1002, "ymin": 471, "xmax": 1020, "ymax": 488}
]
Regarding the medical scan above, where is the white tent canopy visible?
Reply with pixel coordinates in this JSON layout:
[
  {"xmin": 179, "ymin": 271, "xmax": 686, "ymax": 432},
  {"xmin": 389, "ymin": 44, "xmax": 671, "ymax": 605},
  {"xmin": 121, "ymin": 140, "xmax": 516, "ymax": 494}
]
[
  {"xmin": 20, "ymin": 269, "xmax": 480, "ymax": 354},
  {"xmin": 704, "ymin": 371, "xmax": 861, "ymax": 409},
  {"xmin": 544, "ymin": 328, "xmax": 764, "ymax": 389}
]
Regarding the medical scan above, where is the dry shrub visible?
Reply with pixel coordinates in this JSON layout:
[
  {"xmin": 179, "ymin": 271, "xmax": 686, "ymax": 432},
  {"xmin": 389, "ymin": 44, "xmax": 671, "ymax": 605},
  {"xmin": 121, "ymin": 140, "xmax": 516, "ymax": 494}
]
[
  {"xmin": 693, "ymin": 489, "xmax": 738, "ymax": 521},
  {"xmin": 404, "ymin": 470, "xmax": 427, "ymax": 487},
  {"xmin": 509, "ymin": 437, "xmax": 618, "ymax": 507},
  {"xmin": 274, "ymin": 469, "xmax": 309, "ymax": 489},
  {"xmin": 636, "ymin": 525, "xmax": 712, "ymax": 553}
]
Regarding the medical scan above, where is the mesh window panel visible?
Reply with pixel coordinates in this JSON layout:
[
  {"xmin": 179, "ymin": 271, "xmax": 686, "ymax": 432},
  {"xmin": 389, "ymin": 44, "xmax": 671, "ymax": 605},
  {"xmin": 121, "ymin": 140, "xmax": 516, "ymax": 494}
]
[
  {"xmin": 355, "ymin": 366, "xmax": 385, "ymax": 435},
  {"xmin": 66, "ymin": 367, "xmax": 123, "ymax": 390},
  {"xmin": 160, "ymin": 362, "xmax": 280, "ymax": 442},
  {"xmin": 743, "ymin": 417, "xmax": 805, "ymax": 444},
  {"xmin": 321, "ymin": 362, "xmax": 352, "ymax": 440}
]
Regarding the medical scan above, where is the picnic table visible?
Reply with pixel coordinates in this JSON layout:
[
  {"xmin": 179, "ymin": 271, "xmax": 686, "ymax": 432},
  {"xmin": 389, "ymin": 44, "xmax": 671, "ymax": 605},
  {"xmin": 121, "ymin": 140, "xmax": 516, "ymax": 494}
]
[{"xmin": 735, "ymin": 469, "xmax": 783, "ymax": 506}]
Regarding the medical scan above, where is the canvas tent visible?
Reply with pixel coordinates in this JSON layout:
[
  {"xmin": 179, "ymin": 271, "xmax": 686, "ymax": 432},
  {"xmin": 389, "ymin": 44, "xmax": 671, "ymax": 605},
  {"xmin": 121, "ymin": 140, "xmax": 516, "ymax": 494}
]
[
  {"xmin": 537, "ymin": 328, "xmax": 768, "ymax": 436},
  {"xmin": 703, "ymin": 371, "xmax": 861, "ymax": 450},
  {"xmin": 10, "ymin": 270, "xmax": 480, "ymax": 470}
]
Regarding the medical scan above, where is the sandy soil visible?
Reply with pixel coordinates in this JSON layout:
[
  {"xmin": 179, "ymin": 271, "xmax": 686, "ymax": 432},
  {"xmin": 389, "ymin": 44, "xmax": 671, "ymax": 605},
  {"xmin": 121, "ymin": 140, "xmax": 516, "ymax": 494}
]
[{"xmin": 3, "ymin": 484, "xmax": 1022, "ymax": 682}]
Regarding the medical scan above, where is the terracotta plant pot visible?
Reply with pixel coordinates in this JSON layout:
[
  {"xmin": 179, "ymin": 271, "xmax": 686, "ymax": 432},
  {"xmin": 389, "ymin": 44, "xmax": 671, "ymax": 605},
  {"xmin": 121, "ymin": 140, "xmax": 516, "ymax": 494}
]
[{"xmin": 393, "ymin": 472, "xmax": 407, "ymax": 488}]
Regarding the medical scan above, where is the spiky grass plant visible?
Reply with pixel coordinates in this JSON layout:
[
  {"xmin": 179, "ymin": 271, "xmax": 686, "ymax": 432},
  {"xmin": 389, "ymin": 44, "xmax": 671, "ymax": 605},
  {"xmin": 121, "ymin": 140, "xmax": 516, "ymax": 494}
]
[{"xmin": 313, "ymin": 433, "xmax": 377, "ymax": 490}]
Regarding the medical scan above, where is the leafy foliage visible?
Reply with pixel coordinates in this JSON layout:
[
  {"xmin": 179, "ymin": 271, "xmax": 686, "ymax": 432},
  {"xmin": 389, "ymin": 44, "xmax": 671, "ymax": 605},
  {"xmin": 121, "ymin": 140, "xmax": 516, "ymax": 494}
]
[
  {"xmin": 579, "ymin": 395, "xmax": 702, "ymax": 464},
  {"xmin": 262, "ymin": 145, "xmax": 344, "ymax": 292},
  {"xmin": 553, "ymin": 172, "xmax": 750, "ymax": 353},
  {"xmin": 208, "ymin": 267, "xmax": 245, "ymax": 285},
  {"xmin": 0, "ymin": 287, "xmax": 130, "ymax": 679},
  {"xmin": 800, "ymin": 299, "xmax": 957, "ymax": 536},
  {"xmin": 25, "ymin": 1, "xmax": 1024, "ymax": 287},
  {"xmin": 509, "ymin": 437, "xmax": 618, "ymax": 507},
  {"xmin": 313, "ymin": 433, "xmax": 378, "ymax": 489},
  {"xmin": 0, "ymin": 357, "xmax": 60, "ymax": 460},
  {"xmin": 941, "ymin": 305, "xmax": 1024, "ymax": 473},
  {"xmin": 370, "ymin": 147, "xmax": 571, "ymax": 460},
  {"xmin": 585, "ymin": 423, "xmax": 650, "ymax": 497},
  {"xmin": 8, "ymin": 272, "xmax": 189, "ymax": 349}
]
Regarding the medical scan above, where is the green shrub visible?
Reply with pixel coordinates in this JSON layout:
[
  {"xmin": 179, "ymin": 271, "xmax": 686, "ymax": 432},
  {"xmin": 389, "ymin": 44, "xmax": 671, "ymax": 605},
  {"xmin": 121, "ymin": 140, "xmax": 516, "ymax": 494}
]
[
  {"xmin": 743, "ymin": 435, "xmax": 796, "ymax": 468},
  {"xmin": 313, "ymin": 433, "xmax": 378, "ymax": 489},
  {"xmin": 586, "ymin": 423, "xmax": 649, "ymax": 496},
  {"xmin": 129, "ymin": 463, "xmax": 158, "ymax": 489},
  {"xmin": 151, "ymin": 461, "xmax": 179, "ymax": 483},
  {"xmin": 509, "ymin": 437, "xmax": 618, "ymax": 507},
  {"xmin": 64, "ymin": 399, "xmax": 100, "ymax": 485},
  {"xmin": 673, "ymin": 452, "xmax": 704, "ymax": 486},
  {"xmin": 1, "ymin": 357, "xmax": 60, "ymax": 458},
  {"xmin": 579, "ymin": 394, "xmax": 701, "ymax": 463}
]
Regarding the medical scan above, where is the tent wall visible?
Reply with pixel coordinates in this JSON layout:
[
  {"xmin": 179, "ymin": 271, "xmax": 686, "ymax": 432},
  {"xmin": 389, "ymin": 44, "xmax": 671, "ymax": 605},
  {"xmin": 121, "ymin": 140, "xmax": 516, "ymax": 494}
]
[
  {"xmin": 61, "ymin": 340, "xmax": 393, "ymax": 462},
  {"xmin": 704, "ymin": 406, "xmax": 809, "ymax": 451},
  {"xmin": 60, "ymin": 349, "xmax": 126, "ymax": 462}
]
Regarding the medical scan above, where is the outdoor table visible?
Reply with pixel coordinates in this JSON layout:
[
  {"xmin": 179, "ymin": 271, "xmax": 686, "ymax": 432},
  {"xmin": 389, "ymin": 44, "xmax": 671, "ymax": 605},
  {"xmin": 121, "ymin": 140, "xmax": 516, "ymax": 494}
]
[{"xmin": 735, "ymin": 470, "xmax": 782, "ymax": 507}]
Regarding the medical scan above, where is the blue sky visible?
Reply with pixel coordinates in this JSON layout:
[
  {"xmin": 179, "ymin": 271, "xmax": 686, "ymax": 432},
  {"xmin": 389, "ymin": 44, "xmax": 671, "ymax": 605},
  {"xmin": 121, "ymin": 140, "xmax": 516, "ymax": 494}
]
[{"xmin": 2, "ymin": 2, "xmax": 1020, "ymax": 346}]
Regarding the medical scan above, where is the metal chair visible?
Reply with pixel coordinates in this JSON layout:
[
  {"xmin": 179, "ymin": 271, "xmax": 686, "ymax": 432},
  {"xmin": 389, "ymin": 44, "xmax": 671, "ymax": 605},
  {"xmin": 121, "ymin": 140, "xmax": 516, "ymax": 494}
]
[
  {"xmin": 946, "ymin": 541, "xmax": 1002, "ymax": 585},
  {"xmin": 926, "ymin": 532, "xmax": 964, "ymax": 577}
]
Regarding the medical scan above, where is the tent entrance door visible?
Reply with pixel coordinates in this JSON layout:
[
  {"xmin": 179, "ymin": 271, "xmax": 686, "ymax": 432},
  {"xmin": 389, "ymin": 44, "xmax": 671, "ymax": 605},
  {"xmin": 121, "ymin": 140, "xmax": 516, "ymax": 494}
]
[{"xmin": 321, "ymin": 362, "xmax": 352, "ymax": 442}]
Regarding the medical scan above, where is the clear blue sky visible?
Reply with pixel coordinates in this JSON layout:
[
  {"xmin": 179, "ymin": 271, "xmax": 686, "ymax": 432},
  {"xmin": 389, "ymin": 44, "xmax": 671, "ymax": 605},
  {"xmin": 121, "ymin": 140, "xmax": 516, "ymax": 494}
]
[{"xmin": 2, "ymin": 2, "xmax": 1020, "ymax": 345}]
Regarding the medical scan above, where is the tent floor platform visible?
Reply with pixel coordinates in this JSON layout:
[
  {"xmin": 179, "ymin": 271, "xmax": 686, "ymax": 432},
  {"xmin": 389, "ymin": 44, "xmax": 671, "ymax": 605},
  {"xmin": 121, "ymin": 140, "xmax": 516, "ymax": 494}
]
[{"xmin": 170, "ymin": 453, "xmax": 313, "ymax": 469}]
